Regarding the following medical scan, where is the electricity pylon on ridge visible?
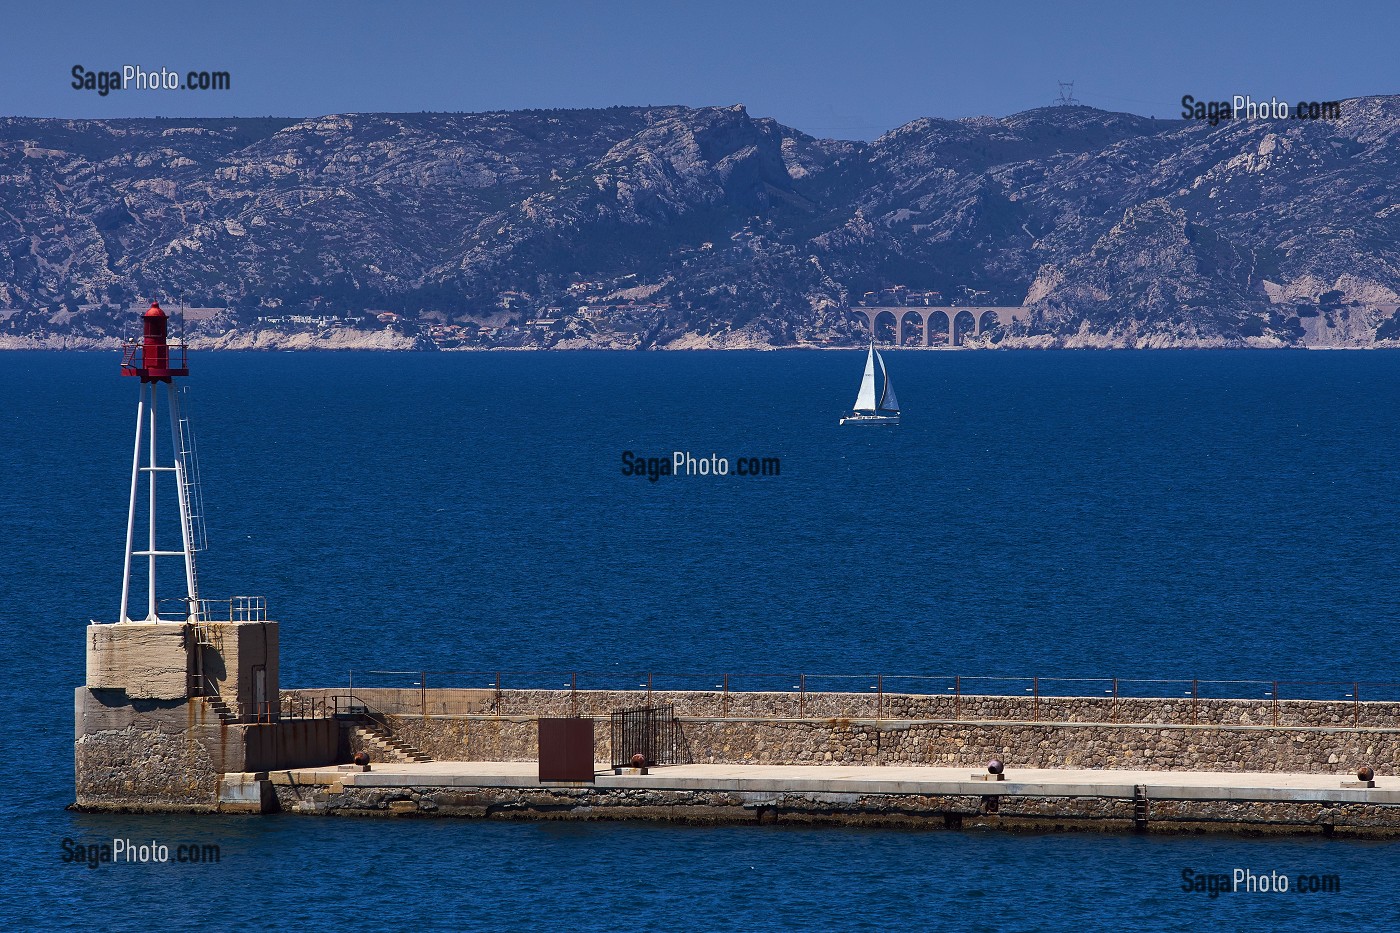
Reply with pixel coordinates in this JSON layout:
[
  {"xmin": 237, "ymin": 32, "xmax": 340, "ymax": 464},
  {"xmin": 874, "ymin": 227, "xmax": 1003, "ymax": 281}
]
[{"xmin": 1055, "ymin": 81, "xmax": 1080, "ymax": 107}]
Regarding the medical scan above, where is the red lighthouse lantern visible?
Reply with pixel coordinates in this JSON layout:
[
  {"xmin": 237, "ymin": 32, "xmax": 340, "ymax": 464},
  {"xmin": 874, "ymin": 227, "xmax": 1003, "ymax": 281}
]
[{"xmin": 122, "ymin": 301, "xmax": 188, "ymax": 381}]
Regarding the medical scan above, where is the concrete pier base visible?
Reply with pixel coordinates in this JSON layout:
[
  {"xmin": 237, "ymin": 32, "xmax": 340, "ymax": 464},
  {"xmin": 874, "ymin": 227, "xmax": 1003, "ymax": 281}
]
[
  {"xmin": 267, "ymin": 761, "xmax": 1400, "ymax": 837},
  {"xmin": 73, "ymin": 688, "xmax": 342, "ymax": 812}
]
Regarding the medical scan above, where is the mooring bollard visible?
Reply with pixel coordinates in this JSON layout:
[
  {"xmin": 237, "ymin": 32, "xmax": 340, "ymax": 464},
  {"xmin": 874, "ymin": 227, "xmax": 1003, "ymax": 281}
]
[
  {"xmin": 974, "ymin": 758, "xmax": 1005, "ymax": 782},
  {"xmin": 1344, "ymin": 765, "xmax": 1376, "ymax": 788}
]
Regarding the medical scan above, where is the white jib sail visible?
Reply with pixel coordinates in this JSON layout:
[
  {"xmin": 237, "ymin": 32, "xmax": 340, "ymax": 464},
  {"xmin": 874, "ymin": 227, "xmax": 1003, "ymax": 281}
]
[
  {"xmin": 854, "ymin": 344, "xmax": 878, "ymax": 411},
  {"xmin": 877, "ymin": 351, "xmax": 899, "ymax": 411}
]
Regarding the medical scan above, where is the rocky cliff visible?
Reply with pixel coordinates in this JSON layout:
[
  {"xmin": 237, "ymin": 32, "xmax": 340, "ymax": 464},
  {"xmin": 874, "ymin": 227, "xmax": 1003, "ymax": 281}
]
[{"xmin": 2, "ymin": 99, "xmax": 1398, "ymax": 348}]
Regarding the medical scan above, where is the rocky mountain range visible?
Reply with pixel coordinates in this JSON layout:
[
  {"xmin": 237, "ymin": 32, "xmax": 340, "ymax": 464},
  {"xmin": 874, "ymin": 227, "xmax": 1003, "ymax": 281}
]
[{"xmin": 2, "ymin": 98, "xmax": 1399, "ymax": 349}]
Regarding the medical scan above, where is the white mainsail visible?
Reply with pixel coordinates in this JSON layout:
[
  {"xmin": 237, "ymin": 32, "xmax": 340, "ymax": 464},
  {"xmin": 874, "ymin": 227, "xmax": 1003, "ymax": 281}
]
[
  {"xmin": 853, "ymin": 344, "xmax": 878, "ymax": 411},
  {"xmin": 876, "ymin": 351, "xmax": 899, "ymax": 412}
]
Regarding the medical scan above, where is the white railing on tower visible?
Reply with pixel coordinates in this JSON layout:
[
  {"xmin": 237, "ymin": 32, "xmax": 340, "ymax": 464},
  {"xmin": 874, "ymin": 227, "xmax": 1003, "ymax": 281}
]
[{"xmin": 194, "ymin": 596, "xmax": 269, "ymax": 623}]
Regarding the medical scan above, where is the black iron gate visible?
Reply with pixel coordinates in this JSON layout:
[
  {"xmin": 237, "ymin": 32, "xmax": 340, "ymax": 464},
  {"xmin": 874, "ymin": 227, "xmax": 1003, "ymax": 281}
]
[{"xmin": 610, "ymin": 705, "xmax": 681, "ymax": 769}]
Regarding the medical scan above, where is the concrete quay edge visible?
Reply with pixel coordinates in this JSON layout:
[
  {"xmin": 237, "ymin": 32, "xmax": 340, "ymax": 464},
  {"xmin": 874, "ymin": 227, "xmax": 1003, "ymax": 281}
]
[{"xmin": 271, "ymin": 763, "xmax": 1400, "ymax": 805}]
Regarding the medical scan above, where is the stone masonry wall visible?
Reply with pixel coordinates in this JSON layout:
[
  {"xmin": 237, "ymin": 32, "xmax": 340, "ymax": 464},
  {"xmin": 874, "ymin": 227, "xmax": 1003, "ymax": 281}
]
[
  {"xmin": 74, "ymin": 689, "xmax": 235, "ymax": 811},
  {"xmin": 371, "ymin": 714, "xmax": 1400, "ymax": 775},
  {"xmin": 287, "ymin": 687, "xmax": 1400, "ymax": 775},
  {"xmin": 293, "ymin": 687, "xmax": 1400, "ymax": 729},
  {"xmin": 75, "ymin": 724, "xmax": 223, "ymax": 812},
  {"xmin": 75, "ymin": 688, "xmax": 342, "ymax": 812}
]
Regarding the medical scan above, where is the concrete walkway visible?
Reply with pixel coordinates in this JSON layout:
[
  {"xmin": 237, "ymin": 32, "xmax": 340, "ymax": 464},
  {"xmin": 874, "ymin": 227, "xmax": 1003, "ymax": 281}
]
[{"xmin": 276, "ymin": 761, "xmax": 1400, "ymax": 805}]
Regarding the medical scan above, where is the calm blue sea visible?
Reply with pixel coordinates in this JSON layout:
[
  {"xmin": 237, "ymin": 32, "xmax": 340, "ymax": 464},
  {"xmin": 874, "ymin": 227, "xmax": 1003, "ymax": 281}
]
[{"xmin": 3, "ymin": 349, "xmax": 1400, "ymax": 929}]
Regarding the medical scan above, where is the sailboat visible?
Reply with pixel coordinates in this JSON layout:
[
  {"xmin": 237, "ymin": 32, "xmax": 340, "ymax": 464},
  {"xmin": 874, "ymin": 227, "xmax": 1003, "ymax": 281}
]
[{"xmin": 840, "ymin": 341, "xmax": 900, "ymax": 425}]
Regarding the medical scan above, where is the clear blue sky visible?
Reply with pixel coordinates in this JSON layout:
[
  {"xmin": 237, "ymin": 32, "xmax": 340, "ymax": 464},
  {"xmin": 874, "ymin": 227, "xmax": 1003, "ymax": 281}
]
[{"xmin": 2, "ymin": 0, "xmax": 1394, "ymax": 138}]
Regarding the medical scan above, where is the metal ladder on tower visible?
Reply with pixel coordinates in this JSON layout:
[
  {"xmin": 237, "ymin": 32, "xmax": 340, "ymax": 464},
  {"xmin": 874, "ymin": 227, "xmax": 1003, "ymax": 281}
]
[{"xmin": 177, "ymin": 386, "xmax": 211, "ymax": 637}]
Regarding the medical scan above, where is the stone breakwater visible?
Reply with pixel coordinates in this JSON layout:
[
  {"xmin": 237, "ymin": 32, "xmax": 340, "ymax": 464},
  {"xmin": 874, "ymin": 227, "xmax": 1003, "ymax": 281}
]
[
  {"xmin": 294, "ymin": 687, "xmax": 1400, "ymax": 775},
  {"xmin": 76, "ymin": 685, "xmax": 1400, "ymax": 834}
]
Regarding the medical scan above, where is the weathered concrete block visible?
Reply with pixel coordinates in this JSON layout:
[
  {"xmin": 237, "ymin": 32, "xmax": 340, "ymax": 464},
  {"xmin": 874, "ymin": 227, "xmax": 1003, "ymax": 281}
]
[
  {"xmin": 198, "ymin": 620, "xmax": 279, "ymax": 719},
  {"xmin": 217, "ymin": 773, "xmax": 276, "ymax": 813},
  {"xmin": 74, "ymin": 685, "xmax": 192, "ymax": 736},
  {"xmin": 86, "ymin": 622, "xmax": 190, "ymax": 700}
]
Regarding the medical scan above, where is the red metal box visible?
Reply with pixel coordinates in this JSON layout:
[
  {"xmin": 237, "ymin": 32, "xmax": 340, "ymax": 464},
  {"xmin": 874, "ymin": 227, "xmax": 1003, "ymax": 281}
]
[{"xmin": 538, "ymin": 718, "xmax": 596, "ymax": 783}]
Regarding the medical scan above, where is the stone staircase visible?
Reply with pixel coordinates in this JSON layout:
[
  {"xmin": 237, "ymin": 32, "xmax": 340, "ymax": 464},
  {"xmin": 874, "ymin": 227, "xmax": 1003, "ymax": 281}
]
[
  {"xmin": 201, "ymin": 694, "xmax": 239, "ymax": 723},
  {"xmin": 350, "ymin": 723, "xmax": 432, "ymax": 763}
]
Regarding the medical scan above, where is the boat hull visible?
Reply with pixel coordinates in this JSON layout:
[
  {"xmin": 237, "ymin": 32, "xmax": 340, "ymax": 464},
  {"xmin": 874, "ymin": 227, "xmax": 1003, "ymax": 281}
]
[{"xmin": 840, "ymin": 413, "xmax": 900, "ymax": 425}]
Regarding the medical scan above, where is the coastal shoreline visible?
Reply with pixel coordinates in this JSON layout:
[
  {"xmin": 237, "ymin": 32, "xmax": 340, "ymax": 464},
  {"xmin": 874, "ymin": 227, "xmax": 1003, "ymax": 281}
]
[{"xmin": 8, "ymin": 334, "xmax": 1400, "ymax": 352}]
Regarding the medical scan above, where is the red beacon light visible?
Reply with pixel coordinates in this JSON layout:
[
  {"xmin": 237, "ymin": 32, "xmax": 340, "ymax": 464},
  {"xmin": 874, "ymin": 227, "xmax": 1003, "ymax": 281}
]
[{"xmin": 121, "ymin": 301, "xmax": 189, "ymax": 381}]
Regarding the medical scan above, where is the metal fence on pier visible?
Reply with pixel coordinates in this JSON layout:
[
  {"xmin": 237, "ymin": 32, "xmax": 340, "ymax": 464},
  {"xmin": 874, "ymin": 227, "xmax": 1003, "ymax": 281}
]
[{"xmin": 333, "ymin": 669, "xmax": 1400, "ymax": 727}]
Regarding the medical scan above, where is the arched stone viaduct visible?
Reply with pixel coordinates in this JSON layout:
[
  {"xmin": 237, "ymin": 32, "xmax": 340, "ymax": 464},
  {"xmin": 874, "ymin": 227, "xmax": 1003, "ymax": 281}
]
[{"xmin": 853, "ymin": 306, "xmax": 1029, "ymax": 346}]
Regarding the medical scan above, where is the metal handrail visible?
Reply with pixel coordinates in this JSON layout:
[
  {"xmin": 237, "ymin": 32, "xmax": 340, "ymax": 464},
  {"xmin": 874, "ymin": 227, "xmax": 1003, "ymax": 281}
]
[
  {"xmin": 282, "ymin": 671, "xmax": 1400, "ymax": 734},
  {"xmin": 345, "ymin": 669, "xmax": 1400, "ymax": 698},
  {"xmin": 120, "ymin": 338, "xmax": 189, "ymax": 374},
  {"xmin": 332, "ymin": 669, "xmax": 1400, "ymax": 728},
  {"xmin": 194, "ymin": 596, "xmax": 268, "ymax": 623},
  {"xmin": 194, "ymin": 692, "xmax": 343, "ymax": 725}
]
